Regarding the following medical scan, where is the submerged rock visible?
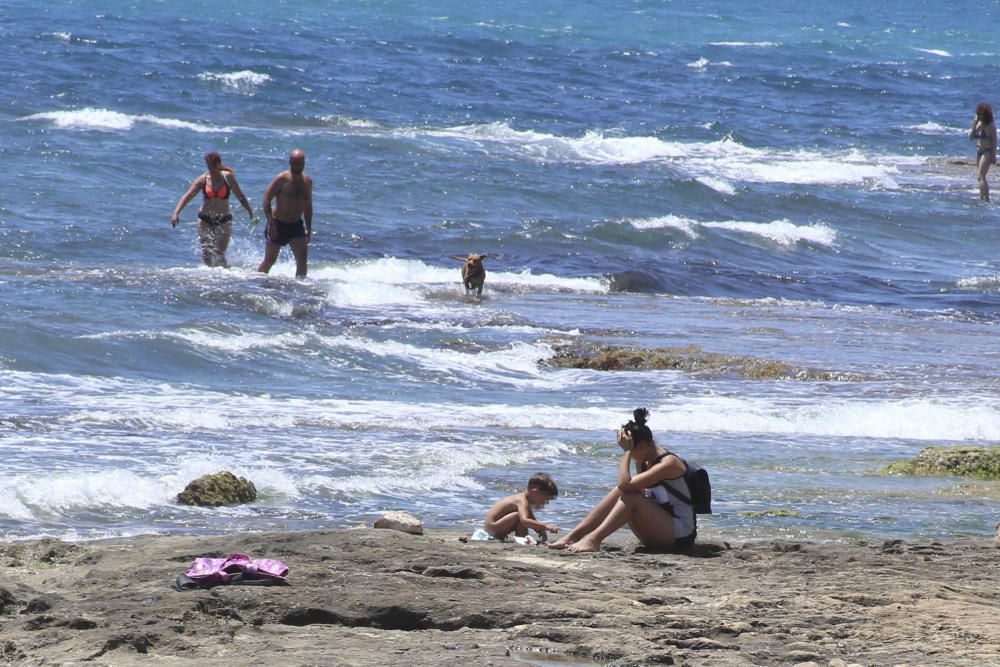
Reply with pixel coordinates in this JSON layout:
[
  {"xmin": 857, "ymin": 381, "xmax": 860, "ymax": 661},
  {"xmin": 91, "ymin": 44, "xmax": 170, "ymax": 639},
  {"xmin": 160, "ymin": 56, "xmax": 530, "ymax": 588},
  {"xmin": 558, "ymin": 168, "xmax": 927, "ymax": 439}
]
[
  {"xmin": 176, "ymin": 471, "xmax": 258, "ymax": 507},
  {"xmin": 884, "ymin": 446, "xmax": 1000, "ymax": 480},
  {"xmin": 738, "ymin": 509, "xmax": 804, "ymax": 519},
  {"xmin": 543, "ymin": 342, "xmax": 863, "ymax": 381},
  {"xmin": 939, "ymin": 482, "xmax": 1000, "ymax": 502}
]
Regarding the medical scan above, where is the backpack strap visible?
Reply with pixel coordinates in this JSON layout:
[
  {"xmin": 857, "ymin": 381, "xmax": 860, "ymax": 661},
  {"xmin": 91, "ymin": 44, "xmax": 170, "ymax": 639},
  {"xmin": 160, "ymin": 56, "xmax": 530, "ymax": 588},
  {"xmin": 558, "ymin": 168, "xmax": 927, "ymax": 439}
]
[{"xmin": 651, "ymin": 452, "xmax": 694, "ymax": 506}]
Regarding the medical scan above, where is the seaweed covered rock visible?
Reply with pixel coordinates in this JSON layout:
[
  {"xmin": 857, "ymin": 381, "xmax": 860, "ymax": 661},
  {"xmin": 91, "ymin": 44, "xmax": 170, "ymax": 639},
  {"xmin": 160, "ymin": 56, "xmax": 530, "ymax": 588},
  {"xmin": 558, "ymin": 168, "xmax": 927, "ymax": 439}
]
[
  {"xmin": 176, "ymin": 471, "xmax": 258, "ymax": 507},
  {"xmin": 885, "ymin": 446, "xmax": 1000, "ymax": 480},
  {"xmin": 543, "ymin": 342, "xmax": 863, "ymax": 381}
]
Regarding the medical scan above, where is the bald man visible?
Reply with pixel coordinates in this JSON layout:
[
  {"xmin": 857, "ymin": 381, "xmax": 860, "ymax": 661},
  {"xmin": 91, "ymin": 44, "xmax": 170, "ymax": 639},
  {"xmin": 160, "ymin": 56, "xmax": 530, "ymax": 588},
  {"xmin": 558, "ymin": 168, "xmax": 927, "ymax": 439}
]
[{"xmin": 258, "ymin": 149, "xmax": 313, "ymax": 278}]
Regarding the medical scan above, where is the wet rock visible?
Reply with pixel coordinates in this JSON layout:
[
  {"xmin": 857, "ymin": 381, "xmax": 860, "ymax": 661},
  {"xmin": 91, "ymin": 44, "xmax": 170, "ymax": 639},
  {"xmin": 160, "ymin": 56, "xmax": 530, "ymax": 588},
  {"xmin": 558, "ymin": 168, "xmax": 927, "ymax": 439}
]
[
  {"xmin": 0, "ymin": 588, "xmax": 17, "ymax": 615},
  {"xmin": 373, "ymin": 511, "xmax": 423, "ymax": 535},
  {"xmin": 884, "ymin": 446, "xmax": 1000, "ymax": 480},
  {"xmin": 542, "ymin": 342, "xmax": 863, "ymax": 381},
  {"xmin": 0, "ymin": 641, "xmax": 25, "ymax": 663},
  {"xmin": 176, "ymin": 471, "xmax": 257, "ymax": 507},
  {"xmin": 0, "ymin": 538, "xmax": 83, "ymax": 567}
]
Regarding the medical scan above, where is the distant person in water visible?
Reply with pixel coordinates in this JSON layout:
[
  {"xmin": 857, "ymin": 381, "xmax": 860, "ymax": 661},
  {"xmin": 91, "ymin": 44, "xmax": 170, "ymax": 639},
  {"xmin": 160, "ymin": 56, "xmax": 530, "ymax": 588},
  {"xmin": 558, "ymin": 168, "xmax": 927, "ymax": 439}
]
[
  {"xmin": 549, "ymin": 408, "xmax": 697, "ymax": 553},
  {"xmin": 258, "ymin": 149, "xmax": 313, "ymax": 278},
  {"xmin": 970, "ymin": 103, "xmax": 997, "ymax": 201},
  {"xmin": 483, "ymin": 472, "xmax": 559, "ymax": 542},
  {"xmin": 171, "ymin": 151, "xmax": 255, "ymax": 268}
]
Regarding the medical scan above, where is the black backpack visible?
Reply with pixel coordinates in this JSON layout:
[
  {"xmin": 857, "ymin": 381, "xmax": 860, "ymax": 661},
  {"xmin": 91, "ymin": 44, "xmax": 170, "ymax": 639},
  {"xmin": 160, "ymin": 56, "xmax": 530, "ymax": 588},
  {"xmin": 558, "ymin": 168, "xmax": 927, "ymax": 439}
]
[{"xmin": 657, "ymin": 453, "xmax": 713, "ymax": 515}]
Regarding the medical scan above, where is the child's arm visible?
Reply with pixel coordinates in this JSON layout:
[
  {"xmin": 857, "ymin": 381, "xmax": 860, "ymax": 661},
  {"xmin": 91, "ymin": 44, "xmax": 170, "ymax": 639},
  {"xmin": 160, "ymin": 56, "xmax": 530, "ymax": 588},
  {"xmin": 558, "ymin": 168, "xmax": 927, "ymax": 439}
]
[{"xmin": 517, "ymin": 496, "xmax": 559, "ymax": 536}]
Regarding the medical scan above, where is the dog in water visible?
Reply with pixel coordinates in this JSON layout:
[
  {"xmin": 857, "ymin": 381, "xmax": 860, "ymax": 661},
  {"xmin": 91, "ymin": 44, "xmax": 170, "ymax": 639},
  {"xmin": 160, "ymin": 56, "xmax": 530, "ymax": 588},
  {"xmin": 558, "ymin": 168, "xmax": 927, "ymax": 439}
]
[{"xmin": 450, "ymin": 253, "xmax": 489, "ymax": 296}]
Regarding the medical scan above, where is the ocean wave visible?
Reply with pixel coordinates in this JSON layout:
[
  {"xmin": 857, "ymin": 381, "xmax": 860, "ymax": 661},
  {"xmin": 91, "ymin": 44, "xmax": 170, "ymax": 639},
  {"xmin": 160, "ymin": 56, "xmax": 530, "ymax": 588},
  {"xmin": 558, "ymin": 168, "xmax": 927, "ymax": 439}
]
[
  {"xmin": 8, "ymin": 469, "xmax": 172, "ymax": 514},
  {"xmin": 310, "ymin": 257, "xmax": 608, "ymax": 297},
  {"xmin": 708, "ymin": 41, "xmax": 779, "ymax": 48},
  {"xmin": 307, "ymin": 437, "xmax": 571, "ymax": 496},
  {"xmin": 703, "ymin": 219, "xmax": 837, "ymax": 247},
  {"xmin": 696, "ymin": 175, "xmax": 736, "ymax": 194},
  {"xmin": 628, "ymin": 214, "xmax": 699, "ymax": 236},
  {"xmin": 956, "ymin": 274, "xmax": 1000, "ymax": 289},
  {"xmin": 11, "ymin": 367, "xmax": 1000, "ymax": 443},
  {"xmin": 906, "ymin": 121, "xmax": 964, "ymax": 135},
  {"xmin": 0, "ymin": 462, "xmax": 298, "ymax": 522},
  {"xmin": 197, "ymin": 70, "xmax": 272, "ymax": 94},
  {"xmin": 686, "ymin": 57, "xmax": 732, "ymax": 69},
  {"xmin": 629, "ymin": 216, "xmax": 837, "ymax": 247},
  {"xmin": 420, "ymin": 122, "xmax": 911, "ymax": 188},
  {"xmin": 22, "ymin": 108, "xmax": 233, "ymax": 133},
  {"xmin": 319, "ymin": 115, "xmax": 381, "ymax": 128},
  {"xmin": 660, "ymin": 395, "xmax": 1000, "ymax": 442},
  {"xmin": 913, "ymin": 48, "xmax": 952, "ymax": 57},
  {"xmin": 44, "ymin": 31, "xmax": 96, "ymax": 45}
]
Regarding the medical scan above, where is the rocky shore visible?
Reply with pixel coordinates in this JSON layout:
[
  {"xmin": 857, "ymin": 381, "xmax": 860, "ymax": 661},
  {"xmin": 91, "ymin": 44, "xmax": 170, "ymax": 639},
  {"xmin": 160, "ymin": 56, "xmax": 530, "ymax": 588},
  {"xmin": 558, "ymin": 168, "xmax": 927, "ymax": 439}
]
[{"xmin": 2, "ymin": 528, "xmax": 999, "ymax": 666}]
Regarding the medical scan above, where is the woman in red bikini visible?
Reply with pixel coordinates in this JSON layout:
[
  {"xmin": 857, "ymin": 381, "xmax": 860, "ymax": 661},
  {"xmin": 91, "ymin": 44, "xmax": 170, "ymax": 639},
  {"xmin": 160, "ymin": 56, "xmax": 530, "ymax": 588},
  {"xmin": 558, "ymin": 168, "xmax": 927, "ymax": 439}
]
[{"xmin": 171, "ymin": 151, "xmax": 256, "ymax": 267}]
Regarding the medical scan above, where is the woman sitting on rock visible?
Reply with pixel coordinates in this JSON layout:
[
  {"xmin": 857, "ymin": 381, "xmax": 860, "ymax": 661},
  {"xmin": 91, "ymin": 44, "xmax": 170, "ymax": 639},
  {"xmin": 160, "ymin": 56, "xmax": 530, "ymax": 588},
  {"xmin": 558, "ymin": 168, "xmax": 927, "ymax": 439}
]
[{"xmin": 549, "ymin": 408, "xmax": 696, "ymax": 553}]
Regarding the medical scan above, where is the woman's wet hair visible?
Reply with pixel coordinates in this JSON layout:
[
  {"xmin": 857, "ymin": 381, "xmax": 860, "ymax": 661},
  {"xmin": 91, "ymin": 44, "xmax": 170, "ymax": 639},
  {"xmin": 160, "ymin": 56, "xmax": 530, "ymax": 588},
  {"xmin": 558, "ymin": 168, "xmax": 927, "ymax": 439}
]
[
  {"xmin": 978, "ymin": 103, "xmax": 995, "ymax": 126},
  {"xmin": 203, "ymin": 151, "xmax": 234, "ymax": 173},
  {"xmin": 623, "ymin": 407, "xmax": 653, "ymax": 445}
]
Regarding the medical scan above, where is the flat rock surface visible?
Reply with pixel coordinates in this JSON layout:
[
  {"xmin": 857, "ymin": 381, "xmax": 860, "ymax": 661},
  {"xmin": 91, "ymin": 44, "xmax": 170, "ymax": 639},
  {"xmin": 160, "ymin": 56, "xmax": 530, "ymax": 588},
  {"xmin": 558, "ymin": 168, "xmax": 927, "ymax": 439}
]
[{"xmin": 1, "ymin": 530, "xmax": 999, "ymax": 666}]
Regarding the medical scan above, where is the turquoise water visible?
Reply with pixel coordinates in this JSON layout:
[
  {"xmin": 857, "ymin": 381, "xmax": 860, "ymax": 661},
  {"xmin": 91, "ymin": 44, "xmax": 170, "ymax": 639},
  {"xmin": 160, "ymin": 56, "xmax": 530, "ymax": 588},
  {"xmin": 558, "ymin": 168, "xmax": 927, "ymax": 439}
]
[{"xmin": 2, "ymin": 0, "xmax": 1000, "ymax": 542}]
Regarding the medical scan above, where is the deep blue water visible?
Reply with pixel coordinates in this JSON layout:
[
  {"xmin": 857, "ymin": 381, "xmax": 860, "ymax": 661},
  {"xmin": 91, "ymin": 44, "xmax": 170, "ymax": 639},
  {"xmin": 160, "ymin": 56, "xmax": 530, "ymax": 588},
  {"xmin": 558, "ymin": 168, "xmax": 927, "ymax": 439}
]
[{"xmin": 3, "ymin": 0, "xmax": 1000, "ymax": 543}]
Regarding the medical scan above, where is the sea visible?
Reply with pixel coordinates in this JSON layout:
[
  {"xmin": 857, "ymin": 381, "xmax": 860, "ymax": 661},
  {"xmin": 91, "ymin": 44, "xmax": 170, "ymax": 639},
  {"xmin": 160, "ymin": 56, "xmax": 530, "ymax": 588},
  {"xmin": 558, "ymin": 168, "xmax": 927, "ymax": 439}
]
[{"xmin": 3, "ymin": 0, "xmax": 1000, "ymax": 544}]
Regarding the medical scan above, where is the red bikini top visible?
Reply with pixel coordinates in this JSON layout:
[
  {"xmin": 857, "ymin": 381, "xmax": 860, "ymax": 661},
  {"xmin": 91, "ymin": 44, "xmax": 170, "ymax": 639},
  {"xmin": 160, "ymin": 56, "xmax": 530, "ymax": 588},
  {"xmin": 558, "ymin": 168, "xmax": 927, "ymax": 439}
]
[{"xmin": 203, "ymin": 174, "xmax": 230, "ymax": 199}]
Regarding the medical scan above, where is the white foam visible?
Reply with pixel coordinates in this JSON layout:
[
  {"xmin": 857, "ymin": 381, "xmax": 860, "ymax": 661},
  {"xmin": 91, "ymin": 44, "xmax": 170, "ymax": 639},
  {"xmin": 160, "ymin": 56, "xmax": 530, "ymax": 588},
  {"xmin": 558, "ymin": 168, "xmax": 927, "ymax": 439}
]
[
  {"xmin": 708, "ymin": 41, "xmax": 779, "ymax": 47},
  {"xmin": 13, "ymin": 368, "xmax": 1000, "ymax": 444},
  {"xmin": 198, "ymin": 70, "xmax": 272, "ymax": 93},
  {"xmin": 913, "ymin": 48, "xmax": 952, "ymax": 57},
  {"xmin": 628, "ymin": 216, "xmax": 836, "ymax": 247},
  {"xmin": 307, "ymin": 438, "xmax": 571, "ymax": 496},
  {"xmin": 628, "ymin": 214, "xmax": 699, "ymax": 236},
  {"xmin": 13, "ymin": 469, "xmax": 172, "ymax": 513},
  {"xmin": 906, "ymin": 122, "xmax": 964, "ymax": 135},
  {"xmin": 167, "ymin": 328, "xmax": 314, "ymax": 354},
  {"xmin": 0, "ymin": 461, "xmax": 300, "ymax": 522},
  {"xmin": 319, "ymin": 115, "xmax": 380, "ymax": 128},
  {"xmin": 419, "ymin": 123, "xmax": 911, "ymax": 188},
  {"xmin": 311, "ymin": 257, "xmax": 608, "ymax": 303},
  {"xmin": 703, "ymin": 219, "xmax": 837, "ymax": 247},
  {"xmin": 696, "ymin": 175, "xmax": 736, "ymax": 194},
  {"xmin": 659, "ymin": 395, "xmax": 1000, "ymax": 442},
  {"xmin": 22, "ymin": 108, "xmax": 233, "ymax": 133},
  {"xmin": 423, "ymin": 122, "xmax": 685, "ymax": 164},
  {"xmin": 0, "ymin": 488, "xmax": 35, "ymax": 521},
  {"xmin": 687, "ymin": 57, "xmax": 709, "ymax": 69},
  {"xmin": 956, "ymin": 274, "xmax": 1000, "ymax": 289}
]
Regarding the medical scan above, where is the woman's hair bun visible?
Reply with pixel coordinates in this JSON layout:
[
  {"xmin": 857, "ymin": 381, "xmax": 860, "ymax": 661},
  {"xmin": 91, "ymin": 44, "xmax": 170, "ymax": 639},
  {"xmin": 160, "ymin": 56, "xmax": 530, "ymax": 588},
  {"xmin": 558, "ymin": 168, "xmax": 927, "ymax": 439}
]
[{"xmin": 632, "ymin": 407, "xmax": 649, "ymax": 426}]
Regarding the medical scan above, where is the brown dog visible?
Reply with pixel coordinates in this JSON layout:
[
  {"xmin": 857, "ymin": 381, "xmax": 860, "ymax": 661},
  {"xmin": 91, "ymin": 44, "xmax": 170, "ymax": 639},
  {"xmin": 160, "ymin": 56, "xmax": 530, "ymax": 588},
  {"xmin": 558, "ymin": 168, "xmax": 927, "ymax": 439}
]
[{"xmin": 450, "ymin": 253, "xmax": 488, "ymax": 296}]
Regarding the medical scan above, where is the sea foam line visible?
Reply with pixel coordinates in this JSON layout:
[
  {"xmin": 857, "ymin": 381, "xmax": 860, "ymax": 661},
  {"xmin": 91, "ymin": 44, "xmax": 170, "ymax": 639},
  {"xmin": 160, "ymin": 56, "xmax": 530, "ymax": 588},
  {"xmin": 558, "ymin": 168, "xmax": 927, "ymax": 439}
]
[
  {"xmin": 628, "ymin": 215, "xmax": 837, "ymax": 247},
  {"xmin": 7, "ymin": 370, "xmax": 1000, "ymax": 442},
  {"xmin": 416, "ymin": 122, "xmax": 914, "ymax": 188},
  {"xmin": 22, "ymin": 108, "xmax": 235, "ymax": 133},
  {"xmin": 197, "ymin": 70, "xmax": 272, "ymax": 93}
]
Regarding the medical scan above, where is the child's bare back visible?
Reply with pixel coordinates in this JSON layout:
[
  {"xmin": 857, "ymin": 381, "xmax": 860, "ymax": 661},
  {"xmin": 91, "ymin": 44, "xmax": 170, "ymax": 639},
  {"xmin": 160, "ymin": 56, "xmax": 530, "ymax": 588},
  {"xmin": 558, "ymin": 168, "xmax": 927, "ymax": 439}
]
[{"xmin": 483, "ymin": 473, "xmax": 559, "ymax": 542}]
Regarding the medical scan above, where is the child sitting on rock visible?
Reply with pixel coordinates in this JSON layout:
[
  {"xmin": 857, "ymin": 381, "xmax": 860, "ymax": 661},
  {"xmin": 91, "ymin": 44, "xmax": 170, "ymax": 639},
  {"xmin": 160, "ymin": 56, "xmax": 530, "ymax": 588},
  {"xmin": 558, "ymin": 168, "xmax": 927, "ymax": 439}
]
[{"xmin": 483, "ymin": 472, "xmax": 560, "ymax": 543}]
